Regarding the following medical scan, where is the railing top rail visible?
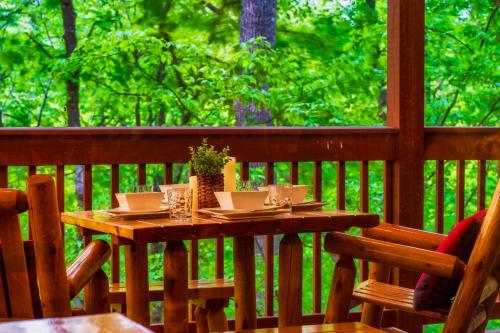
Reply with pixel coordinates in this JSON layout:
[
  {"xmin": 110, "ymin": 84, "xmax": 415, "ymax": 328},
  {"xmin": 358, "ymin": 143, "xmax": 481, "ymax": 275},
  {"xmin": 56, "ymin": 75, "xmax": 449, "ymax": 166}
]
[
  {"xmin": 0, "ymin": 126, "xmax": 399, "ymax": 136},
  {"xmin": 425, "ymin": 127, "xmax": 500, "ymax": 133},
  {"xmin": 0, "ymin": 127, "xmax": 398, "ymax": 165}
]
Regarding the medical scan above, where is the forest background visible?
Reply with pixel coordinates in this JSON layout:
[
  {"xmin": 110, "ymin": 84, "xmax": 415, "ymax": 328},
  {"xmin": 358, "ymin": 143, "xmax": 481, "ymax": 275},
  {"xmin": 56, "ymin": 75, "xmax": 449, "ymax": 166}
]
[{"xmin": 1, "ymin": 0, "xmax": 499, "ymax": 331}]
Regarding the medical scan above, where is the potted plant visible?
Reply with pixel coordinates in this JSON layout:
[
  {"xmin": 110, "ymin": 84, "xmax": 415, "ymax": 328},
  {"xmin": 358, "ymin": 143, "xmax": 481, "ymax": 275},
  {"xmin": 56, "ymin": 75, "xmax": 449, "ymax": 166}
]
[{"xmin": 189, "ymin": 138, "xmax": 230, "ymax": 208}]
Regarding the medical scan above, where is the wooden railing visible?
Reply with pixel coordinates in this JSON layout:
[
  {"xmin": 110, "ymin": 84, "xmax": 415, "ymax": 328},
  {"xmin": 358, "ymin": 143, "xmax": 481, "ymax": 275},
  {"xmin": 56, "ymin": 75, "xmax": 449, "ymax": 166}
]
[{"xmin": 0, "ymin": 126, "xmax": 499, "ymax": 328}]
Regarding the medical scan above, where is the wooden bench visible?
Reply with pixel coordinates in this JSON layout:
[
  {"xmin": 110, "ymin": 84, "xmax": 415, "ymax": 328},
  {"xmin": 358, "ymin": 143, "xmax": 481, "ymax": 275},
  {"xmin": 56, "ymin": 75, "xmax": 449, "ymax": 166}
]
[
  {"xmin": 109, "ymin": 278, "xmax": 234, "ymax": 333},
  {"xmin": 230, "ymin": 322, "xmax": 386, "ymax": 332}
]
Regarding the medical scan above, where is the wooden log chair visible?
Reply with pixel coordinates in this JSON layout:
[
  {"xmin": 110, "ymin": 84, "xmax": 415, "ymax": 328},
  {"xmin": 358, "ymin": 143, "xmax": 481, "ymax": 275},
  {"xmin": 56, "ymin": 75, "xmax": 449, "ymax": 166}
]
[
  {"xmin": 0, "ymin": 174, "xmax": 111, "ymax": 321},
  {"xmin": 323, "ymin": 179, "xmax": 500, "ymax": 333}
]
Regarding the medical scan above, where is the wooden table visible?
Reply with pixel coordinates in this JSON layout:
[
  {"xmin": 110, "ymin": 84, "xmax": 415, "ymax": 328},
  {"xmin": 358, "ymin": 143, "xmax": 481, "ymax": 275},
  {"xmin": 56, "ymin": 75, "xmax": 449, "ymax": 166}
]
[
  {"xmin": 61, "ymin": 209, "xmax": 379, "ymax": 332},
  {"xmin": 0, "ymin": 313, "xmax": 153, "ymax": 332}
]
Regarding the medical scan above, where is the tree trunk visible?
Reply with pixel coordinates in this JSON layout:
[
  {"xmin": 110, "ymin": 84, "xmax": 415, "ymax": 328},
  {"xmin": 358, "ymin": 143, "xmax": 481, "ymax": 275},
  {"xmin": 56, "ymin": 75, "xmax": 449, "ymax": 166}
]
[
  {"xmin": 236, "ymin": 0, "xmax": 277, "ymax": 126},
  {"xmin": 61, "ymin": 0, "xmax": 84, "ymax": 209},
  {"xmin": 60, "ymin": 0, "xmax": 80, "ymax": 127}
]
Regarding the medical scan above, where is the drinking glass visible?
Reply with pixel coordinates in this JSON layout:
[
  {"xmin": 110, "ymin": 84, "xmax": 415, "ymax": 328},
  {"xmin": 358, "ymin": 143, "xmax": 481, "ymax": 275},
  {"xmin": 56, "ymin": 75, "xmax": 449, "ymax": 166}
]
[
  {"xmin": 167, "ymin": 188, "xmax": 193, "ymax": 220},
  {"xmin": 268, "ymin": 184, "xmax": 293, "ymax": 211}
]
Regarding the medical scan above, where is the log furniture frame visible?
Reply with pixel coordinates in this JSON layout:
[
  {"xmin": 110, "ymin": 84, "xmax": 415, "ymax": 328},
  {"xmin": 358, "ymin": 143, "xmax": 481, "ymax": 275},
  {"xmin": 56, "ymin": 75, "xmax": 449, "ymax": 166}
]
[
  {"xmin": 0, "ymin": 174, "xmax": 111, "ymax": 320},
  {"xmin": 323, "ymin": 179, "xmax": 500, "ymax": 332},
  {"xmin": 61, "ymin": 208, "xmax": 379, "ymax": 332}
]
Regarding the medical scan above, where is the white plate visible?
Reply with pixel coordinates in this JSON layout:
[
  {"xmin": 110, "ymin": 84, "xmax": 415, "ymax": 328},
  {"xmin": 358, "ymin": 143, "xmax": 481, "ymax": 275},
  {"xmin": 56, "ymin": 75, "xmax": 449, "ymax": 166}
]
[
  {"xmin": 98, "ymin": 207, "xmax": 171, "ymax": 220},
  {"xmin": 105, "ymin": 207, "xmax": 169, "ymax": 214},
  {"xmin": 198, "ymin": 207, "xmax": 288, "ymax": 220}
]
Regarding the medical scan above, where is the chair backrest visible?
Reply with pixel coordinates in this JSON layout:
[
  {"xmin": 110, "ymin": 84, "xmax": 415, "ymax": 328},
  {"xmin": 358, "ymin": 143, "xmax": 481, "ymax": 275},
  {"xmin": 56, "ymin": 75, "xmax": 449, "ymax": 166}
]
[
  {"xmin": 26, "ymin": 174, "xmax": 72, "ymax": 318},
  {"xmin": 0, "ymin": 189, "xmax": 35, "ymax": 319},
  {"xmin": 444, "ymin": 179, "xmax": 500, "ymax": 332}
]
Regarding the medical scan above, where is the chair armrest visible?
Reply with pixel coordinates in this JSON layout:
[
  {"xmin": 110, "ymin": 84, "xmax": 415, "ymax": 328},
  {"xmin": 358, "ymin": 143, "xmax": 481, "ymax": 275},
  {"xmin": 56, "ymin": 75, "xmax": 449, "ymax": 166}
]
[
  {"xmin": 363, "ymin": 223, "xmax": 446, "ymax": 250},
  {"xmin": 67, "ymin": 240, "xmax": 111, "ymax": 299},
  {"xmin": 325, "ymin": 232, "xmax": 465, "ymax": 279}
]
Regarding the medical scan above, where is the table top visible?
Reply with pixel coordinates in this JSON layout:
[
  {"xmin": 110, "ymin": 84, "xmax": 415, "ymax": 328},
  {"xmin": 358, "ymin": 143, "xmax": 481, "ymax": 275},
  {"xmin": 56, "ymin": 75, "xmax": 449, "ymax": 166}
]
[
  {"xmin": 0, "ymin": 313, "xmax": 153, "ymax": 332},
  {"xmin": 61, "ymin": 209, "xmax": 379, "ymax": 242}
]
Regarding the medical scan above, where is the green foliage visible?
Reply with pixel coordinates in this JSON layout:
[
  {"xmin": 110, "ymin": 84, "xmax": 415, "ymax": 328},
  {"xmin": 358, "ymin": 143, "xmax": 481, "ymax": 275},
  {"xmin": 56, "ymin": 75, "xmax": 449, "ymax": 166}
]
[
  {"xmin": 0, "ymin": 1, "xmax": 498, "ymax": 330},
  {"xmin": 189, "ymin": 138, "xmax": 230, "ymax": 176}
]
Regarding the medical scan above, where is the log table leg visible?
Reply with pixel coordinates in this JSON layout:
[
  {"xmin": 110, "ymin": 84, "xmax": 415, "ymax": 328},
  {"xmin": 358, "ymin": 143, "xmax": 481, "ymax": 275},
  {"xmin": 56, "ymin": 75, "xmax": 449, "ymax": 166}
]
[
  {"xmin": 125, "ymin": 242, "xmax": 150, "ymax": 327},
  {"xmin": 164, "ymin": 240, "xmax": 188, "ymax": 333},
  {"xmin": 233, "ymin": 236, "xmax": 257, "ymax": 330},
  {"xmin": 278, "ymin": 234, "xmax": 303, "ymax": 327}
]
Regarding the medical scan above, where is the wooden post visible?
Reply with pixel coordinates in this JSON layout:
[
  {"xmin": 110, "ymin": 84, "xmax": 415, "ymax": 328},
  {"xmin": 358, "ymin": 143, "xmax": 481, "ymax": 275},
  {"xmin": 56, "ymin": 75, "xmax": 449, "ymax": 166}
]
[
  {"xmin": 164, "ymin": 240, "xmax": 188, "ymax": 333},
  {"xmin": 125, "ymin": 242, "xmax": 150, "ymax": 327},
  {"xmin": 278, "ymin": 234, "xmax": 302, "ymax": 327},
  {"xmin": 324, "ymin": 256, "xmax": 356, "ymax": 323},
  {"xmin": 387, "ymin": 0, "xmax": 425, "ymax": 331},
  {"xmin": 27, "ymin": 175, "xmax": 72, "ymax": 318},
  {"xmin": 84, "ymin": 269, "xmax": 110, "ymax": 314},
  {"xmin": 233, "ymin": 236, "xmax": 257, "ymax": 330},
  {"xmin": 206, "ymin": 299, "xmax": 229, "ymax": 332}
]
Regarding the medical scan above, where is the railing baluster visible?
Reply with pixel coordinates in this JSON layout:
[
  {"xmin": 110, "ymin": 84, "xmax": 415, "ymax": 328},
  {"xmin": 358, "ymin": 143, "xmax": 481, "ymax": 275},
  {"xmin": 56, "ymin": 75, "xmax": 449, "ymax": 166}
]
[
  {"xmin": 360, "ymin": 161, "xmax": 369, "ymax": 281},
  {"xmin": 137, "ymin": 164, "xmax": 146, "ymax": 185},
  {"xmin": 110, "ymin": 164, "xmax": 120, "ymax": 284},
  {"xmin": 0, "ymin": 166, "xmax": 6, "ymax": 188},
  {"xmin": 336, "ymin": 161, "xmax": 346, "ymax": 210},
  {"xmin": 190, "ymin": 241, "xmax": 198, "ymax": 280},
  {"xmin": 241, "ymin": 162, "xmax": 249, "ymax": 181},
  {"xmin": 189, "ymin": 166, "xmax": 198, "ymax": 293},
  {"xmin": 290, "ymin": 162, "xmax": 298, "ymax": 184},
  {"xmin": 478, "ymin": 160, "xmax": 486, "ymax": 211},
  {"xmin": 56, "ymin": 165, "xmax": 65, "ymax": 246},
  {"xmin": 360, "ymin": 161, "xmax": 369, "ymax": 212},
  {"xmin": 83, "ymin": 165, "xmax": 93, "ymax": 245},
  {"xmin": 384, "ymin": 161, "xmax": 394, "ymax": 224},
  {"xmin": 435, "ymin": 160, "xmax": 444, "ymax": 233},
  {"xmin": 28, "ymin": 166, "xmax": 37, "ymax": 240},
  {"xmin": 264, "ymin": 162, "xmax": 275, "ymax": 316},
  {"xmin": 28, "ymin": 166, "xmax": 36, "ymax": 176},
  {"xmin": 313, "ymin": 161, "xmax": 322, "ymax": 313},
  {"xmin": 163, "ymin": 163, "xmax": 173, "ymax": 184},
  {"xmin": 456, "ymin": 160, "xmax": 465, "ymax": 222}
]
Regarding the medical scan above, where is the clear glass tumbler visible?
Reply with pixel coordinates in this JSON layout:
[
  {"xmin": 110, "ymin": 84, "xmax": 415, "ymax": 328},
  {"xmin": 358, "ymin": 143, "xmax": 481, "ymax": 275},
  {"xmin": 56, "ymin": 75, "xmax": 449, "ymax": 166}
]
[
  {"xmin": 268, "ymin": 184, "xmax": 293, "ymax": 211},
  {"xmin": 167, "ymin": 187, "xmax": 193, "ymax": 220}
]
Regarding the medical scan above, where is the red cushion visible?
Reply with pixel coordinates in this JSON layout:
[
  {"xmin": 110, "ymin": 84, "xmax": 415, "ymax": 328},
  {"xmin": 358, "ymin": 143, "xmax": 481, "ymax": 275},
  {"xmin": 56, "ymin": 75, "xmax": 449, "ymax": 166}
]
[{"xmin": 413, "ymin": 210, "xmax": 487, "ymax": 312}]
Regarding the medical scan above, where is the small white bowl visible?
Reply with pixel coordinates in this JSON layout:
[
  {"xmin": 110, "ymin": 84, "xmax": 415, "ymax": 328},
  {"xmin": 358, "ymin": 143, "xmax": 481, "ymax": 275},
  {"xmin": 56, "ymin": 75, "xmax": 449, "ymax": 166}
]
[
  {"xmin": 214, "ymin": 191, "xmax": 269, "ymax": 210},
  {"xmin": 115, "ymin": 192, "xmax": 163, "ymax": 211},
  {"xmin": 159, "ymin": 184, "xmax": 189, "ymax": 199},
  {"xmin": 292, "ymin": 185, "xmax": 309, "ymax": 204}
]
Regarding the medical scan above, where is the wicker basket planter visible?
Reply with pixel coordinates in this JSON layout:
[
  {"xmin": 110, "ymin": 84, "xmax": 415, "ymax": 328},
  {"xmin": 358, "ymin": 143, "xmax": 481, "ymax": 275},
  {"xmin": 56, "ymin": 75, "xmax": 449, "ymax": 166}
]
[{"xmin": 197, "ymin": 174, "xmax": 224, "ymax": 209}]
